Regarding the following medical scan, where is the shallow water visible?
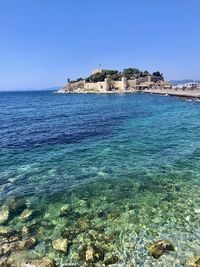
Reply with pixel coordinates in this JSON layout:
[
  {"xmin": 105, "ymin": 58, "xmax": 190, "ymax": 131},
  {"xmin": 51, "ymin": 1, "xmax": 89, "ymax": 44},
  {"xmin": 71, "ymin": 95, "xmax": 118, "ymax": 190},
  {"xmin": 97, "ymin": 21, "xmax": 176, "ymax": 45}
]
[{"xmin": 1, "ymin": 91, "xmax": 200, "ymax": 266}]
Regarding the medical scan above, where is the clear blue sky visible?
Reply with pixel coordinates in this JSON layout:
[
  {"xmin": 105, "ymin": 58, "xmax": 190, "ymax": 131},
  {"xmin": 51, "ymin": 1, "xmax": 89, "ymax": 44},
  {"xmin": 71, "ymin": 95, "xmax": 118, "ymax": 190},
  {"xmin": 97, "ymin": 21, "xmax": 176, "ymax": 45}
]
[{"xmin": 0, "ymin": 0, "xmax": 199, "ymax": 90}]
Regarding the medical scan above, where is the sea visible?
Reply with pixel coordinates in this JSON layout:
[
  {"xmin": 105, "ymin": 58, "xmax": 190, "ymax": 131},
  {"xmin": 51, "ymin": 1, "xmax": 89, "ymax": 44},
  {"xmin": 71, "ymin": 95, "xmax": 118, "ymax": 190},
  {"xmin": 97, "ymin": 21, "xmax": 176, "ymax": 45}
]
[{"xmin": 1, "ymin": 91, "xmax": 200, "ymax": 266}]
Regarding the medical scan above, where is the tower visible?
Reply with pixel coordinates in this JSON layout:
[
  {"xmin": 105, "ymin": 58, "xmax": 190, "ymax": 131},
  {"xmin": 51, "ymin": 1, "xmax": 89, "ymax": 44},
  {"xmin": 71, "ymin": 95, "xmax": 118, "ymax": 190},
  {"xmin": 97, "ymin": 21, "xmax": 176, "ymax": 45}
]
[
  {"xmin": 104, "ymin": 78, "xmax": 110, "ymax": 91},
  {"xmin": 122, "ymin": 77, "xmax": 127, "ymax": 90}
]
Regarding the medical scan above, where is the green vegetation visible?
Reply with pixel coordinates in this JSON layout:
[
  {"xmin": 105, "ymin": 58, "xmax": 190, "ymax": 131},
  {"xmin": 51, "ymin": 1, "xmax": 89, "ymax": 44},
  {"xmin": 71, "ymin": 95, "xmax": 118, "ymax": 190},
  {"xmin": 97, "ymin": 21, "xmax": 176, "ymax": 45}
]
[
  {"xmin": 123, "ymin": 68, "xmax": 151, "ymax": 79},
  {"xmin": 71, "ymin": 68, "xmax": 163, "ymax": 83},
  {"xmin": 152, "ymin": 71, "xmax": 163, "ymax": 77},
  {"xmin": 85, "ymin": 70, "xmax": 121, "ymax": 82}
]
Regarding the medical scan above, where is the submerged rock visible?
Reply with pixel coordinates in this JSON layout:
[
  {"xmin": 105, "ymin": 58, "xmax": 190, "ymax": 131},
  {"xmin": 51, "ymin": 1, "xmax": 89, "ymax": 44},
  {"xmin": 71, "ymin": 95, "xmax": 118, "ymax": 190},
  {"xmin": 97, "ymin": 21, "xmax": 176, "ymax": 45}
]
[
  {"xmin": 19, "ymin": 209, "xmax": 33, "ymax": 221},
  {"xmin": 148, "ymin": 239, "xmax": 175, "ymax": 259},
  {"xmin": 0, "ymin": 206, "xmax": 9, "ymax": 224},
  {"xmin": 0, "ymin": 226, "xmax": 12, "ymax": 236},
  {"xmin": 61, "ymin": 228, "xmax": 78, "ymax": 241},
  {"xmin": 8, "ymin": 236, "xmax": 21, "ymax": 243},
  {"xmin": 21, "ymin": 226, "xmax": 29, "ymax": 236},
  {"xmin": 98, "ymin": 233, "xmax": 115, "ymax": 243},
  {"xmin": 85, "ymin": 245, "xmax": 95, "ymax": 263},
  {"xmin": 0, "ymin": 237, "xmax": 37, "ymax": 256},
  {"xmin": 77, "ymin": 217, "xmax": 91, "ymax": 230},
  {"xmin": 59, "ymin": 204, "xmax": 70, "ymax": 216},
  {"xmin": 8, "ymin": 251, "xmax": 56, "ymax": 267},
  {"xmin": 7, "ymin": 250, "xmax": 31, "ymax": 266},
  {"xmin": 104, "ymin": 254, "xmax": 119, "ymax": 265},
  {"xmin": 79, "ymin": 244, "xmax": 104, "ymax": 263},
  {"xmin": 52, "ymin": 238, "xmax": 68, "ymax": 253},
  {"xmin": 16, "ymin": 237, "xmax": 37, "ymax": 250},
  {"xmin": 188, "ymin": 256, "xmax": 200, "ymax": 266},
  {"xmin": 6, "ymin": 197, "xmax": 26, "ymax": 217},
  {"xmin": 0, "ymin": 258, "xmax": 7, "ymax": 267},
  {"xmin": 24, "ymin": 257, "xmax": 56, "ymax": 267}
]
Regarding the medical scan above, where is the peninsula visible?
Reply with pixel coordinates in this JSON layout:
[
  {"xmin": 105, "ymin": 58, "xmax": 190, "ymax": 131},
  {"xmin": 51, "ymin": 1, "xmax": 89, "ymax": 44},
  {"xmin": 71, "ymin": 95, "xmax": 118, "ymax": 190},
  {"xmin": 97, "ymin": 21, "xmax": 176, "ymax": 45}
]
[{"xmin": 57, "ymin": 68, "xmax": 200, "ymax": 99}]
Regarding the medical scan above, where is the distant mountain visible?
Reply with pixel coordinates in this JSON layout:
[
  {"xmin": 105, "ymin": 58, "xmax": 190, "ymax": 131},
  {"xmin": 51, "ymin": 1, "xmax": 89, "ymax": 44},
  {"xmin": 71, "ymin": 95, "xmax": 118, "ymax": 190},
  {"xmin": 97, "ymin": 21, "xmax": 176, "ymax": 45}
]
[
  {"xmin": 28, "ymin": 86, "xmax": 61, "ymax": 91},
  {"xmin": 42, "ymin": 86, "xmax": 61, "ymax": 91},
  {"xmin": 170, "ymin": 79, "xmax": 200, "ymax": 85},
  {"xmin": 1, "ymin": 86, "xmax": 62, "ymax": 92}
]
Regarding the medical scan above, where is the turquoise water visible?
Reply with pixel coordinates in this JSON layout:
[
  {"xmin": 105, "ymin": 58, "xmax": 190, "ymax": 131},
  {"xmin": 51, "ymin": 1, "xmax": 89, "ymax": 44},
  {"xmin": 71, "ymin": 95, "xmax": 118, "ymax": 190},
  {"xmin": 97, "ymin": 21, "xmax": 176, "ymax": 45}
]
[{"xmin": 1, "ymin": 91, "xmax": 200, "ymax": 266}]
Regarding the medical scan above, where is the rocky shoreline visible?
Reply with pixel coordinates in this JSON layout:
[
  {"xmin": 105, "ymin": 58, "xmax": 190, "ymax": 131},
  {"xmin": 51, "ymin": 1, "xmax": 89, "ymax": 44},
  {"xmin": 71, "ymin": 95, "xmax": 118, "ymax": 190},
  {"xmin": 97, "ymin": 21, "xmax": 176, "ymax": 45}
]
[
  {"xmin": 57, "ymin": 86, "xmax": 200, "ymax": 100},
  {"xmin": 56, "ymin": 88, "xmax": 138, "ymax": 94}
]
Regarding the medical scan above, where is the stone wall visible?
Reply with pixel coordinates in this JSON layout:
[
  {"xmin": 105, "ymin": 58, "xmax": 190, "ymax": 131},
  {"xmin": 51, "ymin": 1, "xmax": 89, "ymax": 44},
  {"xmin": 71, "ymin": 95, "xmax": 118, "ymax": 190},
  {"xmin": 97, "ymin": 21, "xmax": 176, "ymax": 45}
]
[
  {"xmin": 128, "ymin": 76, "xmax": 164, "ymax": 86},
  {"xmin": 84, "ymin": 81, "xmax": 106, "ymax": 91},
  {"xmin": 110, "ymin": 81, "xmax": 123, "ymax": 90},
  {"xmin": 61, "ymin": 75, "xmax": 164, "ymax": 93},
  {"xmin": 135, "ymin": 77, "xmax": 148, "ymax": 84},
  {"xmin": 127, "ymin": 80, "xmax": 137, "ymax": 88},
  {"xmin": 149, "ymin": 76, "xmax": 164, "ymax": 83}
]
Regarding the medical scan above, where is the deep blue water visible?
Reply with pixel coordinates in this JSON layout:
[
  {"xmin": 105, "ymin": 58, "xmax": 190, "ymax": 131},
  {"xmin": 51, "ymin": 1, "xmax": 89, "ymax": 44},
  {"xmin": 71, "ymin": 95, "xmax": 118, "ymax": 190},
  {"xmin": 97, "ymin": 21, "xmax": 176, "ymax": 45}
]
[{"xmin": 1, "ymin": 91, "xmax": 200, "ymax": 266}]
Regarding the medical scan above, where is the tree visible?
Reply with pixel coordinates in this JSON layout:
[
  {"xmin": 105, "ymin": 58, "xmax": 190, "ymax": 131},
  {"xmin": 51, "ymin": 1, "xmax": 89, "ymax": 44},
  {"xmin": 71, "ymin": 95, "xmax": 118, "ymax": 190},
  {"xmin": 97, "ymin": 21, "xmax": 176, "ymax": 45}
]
[
  {"xmin": 76, "ymin": 78, "xmax": 83, "ymax": 82},
  {"xmin": 123, "ymin": 68, "xmax": 141, "ymax": 79},
  {"xmin": 110, "ymin": 73, "xmax": 123, "ymax": 81},
  {"xmin": 76, "ymin": 68, "xmax": 163, "ymax": 83},
  {"xmin": 143, "ymin": 70, "xmax": 150, "ymax": 76},
  {"xmin": 152, "ymin": 71, "xmax": 163, "ymax": 77},
  {"xmin": 86, "ymin": 72, "xmax": 106, "ymax": 82},
  {"xmin": 103, "ymin": 70, "xmax": 118, "ymax": 76}
]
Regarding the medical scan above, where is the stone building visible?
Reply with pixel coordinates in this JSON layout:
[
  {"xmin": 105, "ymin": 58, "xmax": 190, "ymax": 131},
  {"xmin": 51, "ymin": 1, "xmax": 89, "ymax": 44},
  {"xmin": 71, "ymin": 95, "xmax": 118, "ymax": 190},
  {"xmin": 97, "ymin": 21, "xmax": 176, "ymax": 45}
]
[
  {"xmin": 91, "ymin": 69, "xmax": 103, "ymax": 75},
  {"xmin": 83, "ymin": 75, "xmax": 164, "ymax": 92},
  {"xmin": 59, "ymin": 70, "xmax": 164, "ymax": 93}
]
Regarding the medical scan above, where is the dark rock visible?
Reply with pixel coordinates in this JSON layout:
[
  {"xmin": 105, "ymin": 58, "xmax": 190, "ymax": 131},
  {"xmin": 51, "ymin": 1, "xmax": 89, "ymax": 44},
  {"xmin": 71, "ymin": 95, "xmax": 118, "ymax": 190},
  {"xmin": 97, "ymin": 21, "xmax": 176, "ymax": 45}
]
[
  {"xmin": 6, "ymin": 198, "xmax": 26, "ymax": 216},
  {"xmin": 97, "ymin": 211, "xmax": 106, "ymax": 218},
  {"xmin": 148, "ymin": 239, "xmax": 175, "ymax": 259},
  {"xmin": 104, "ymin": 255, "xmax": 119, "ymax": 265},
  {"xmin": 61, "ymin": 228, "xmax": 78, "ymax": 240},
  {"xmin": 79, "ymin": 244, "xmax": 104, "ymax": 263},
  {"xmin": 98, "ymin": 234, "xmax": 115, "ymax": 243}
]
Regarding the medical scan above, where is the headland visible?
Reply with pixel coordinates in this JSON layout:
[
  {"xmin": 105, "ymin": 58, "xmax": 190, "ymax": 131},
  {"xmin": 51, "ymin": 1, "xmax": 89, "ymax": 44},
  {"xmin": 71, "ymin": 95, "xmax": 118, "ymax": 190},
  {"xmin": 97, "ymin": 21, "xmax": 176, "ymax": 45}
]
[
  {"xmin": 57, "ymin": 68, "xmax": 200, "ymax": 99},
  {"xmin": 57, "ymin": 68, "xmax": 167, "ymax": 94}
]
